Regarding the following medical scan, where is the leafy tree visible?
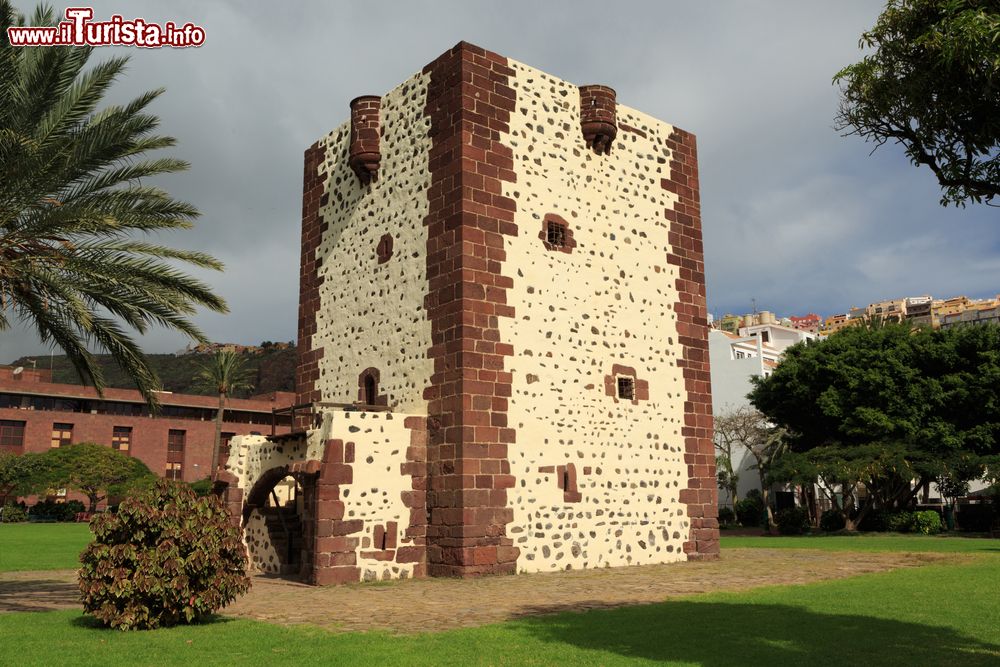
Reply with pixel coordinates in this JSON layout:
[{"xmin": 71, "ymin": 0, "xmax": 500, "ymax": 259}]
[
  {"xmin": 714, "ymin": 406, "xmax": 786, "ymax": 528},
  {"xmin": 769, "ymin": 443, "xmax": 924, "ymax": 530},
  {"xmin": 751, "ymin": 323, "xmax": 1000, "ymax": 530},
  {"xmin": 41, "ymin": 442, "xmax": 154, "ymax": 511},
  {"xmin": 0, "ymin": 3, "xmax": 227, "ymax": 408},
  {"xmin": 835, "ymin": 0, "xmax": 1000, "ymax": 205},
  {"xmin": 713, "ymin": 410, "xmax": 743, "ymax": 508},
  {"xmin": 0, "ymin": 450, "xmax": 44, "ymax": 500},
  {"xmin": 194, "ymin": 350, "xmax": 254, "ymax": 473}
]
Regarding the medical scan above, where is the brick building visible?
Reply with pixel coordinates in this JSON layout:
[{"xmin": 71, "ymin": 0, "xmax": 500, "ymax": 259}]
[
  {"xmin": 216, "ymin": 42, "xmax": 717, "ymax": 585},
  {"xmin": 0, "ymin": 365, "xmax": 294, "ymax": 492}
]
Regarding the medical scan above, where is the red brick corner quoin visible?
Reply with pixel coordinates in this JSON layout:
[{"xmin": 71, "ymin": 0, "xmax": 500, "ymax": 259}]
[
  {"xmin": 421, "ymin": 42, "xmax": 520, "ymax": 577},
  {"xmin": 296, "ymin": 142, "xmax": 328, "ymax": 426},
  {"xmin": 662, "ymin": 128, "xmax": 719, "ymax": 560}
]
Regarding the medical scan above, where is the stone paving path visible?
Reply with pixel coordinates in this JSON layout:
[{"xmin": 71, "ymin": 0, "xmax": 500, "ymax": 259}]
[{"xmin": 0, "ymin": 549, "xmax": 961, "ymax": 634}]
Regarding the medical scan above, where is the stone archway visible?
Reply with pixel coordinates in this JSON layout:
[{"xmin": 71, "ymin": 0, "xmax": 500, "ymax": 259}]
[
  {"xmin": 242, "ymin": 465, "xmax": 316, "ymax": 577},
  {"xmin": 214, "ymin": 433, "xmax": 368, "ymax": 585}
]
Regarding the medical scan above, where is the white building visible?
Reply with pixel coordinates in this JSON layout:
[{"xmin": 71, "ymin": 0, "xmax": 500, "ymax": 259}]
[{"xmin": 710, "ymin": 322, "xmax": 821, "ymax": 507}]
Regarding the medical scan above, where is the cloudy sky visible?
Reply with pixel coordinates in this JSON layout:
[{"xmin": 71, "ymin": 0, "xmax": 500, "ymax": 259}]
[{"xmin": 3, "ymin": 0, "xmax": 997, "ymax": 363}]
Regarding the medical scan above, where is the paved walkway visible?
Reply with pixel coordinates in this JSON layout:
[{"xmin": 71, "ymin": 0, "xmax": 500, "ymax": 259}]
[{"xmin": 0, "ymin": 549, "xmax": 960, "ymax": 634}]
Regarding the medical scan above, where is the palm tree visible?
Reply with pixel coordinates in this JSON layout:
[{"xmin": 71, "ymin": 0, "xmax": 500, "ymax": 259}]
[
  {"xmin": 194, "ymin": 350, "xmax": 254, "ymax": 473},
  {"xmin": 0, "ymin": 3, "xmax": 227, "ymax": 407}
]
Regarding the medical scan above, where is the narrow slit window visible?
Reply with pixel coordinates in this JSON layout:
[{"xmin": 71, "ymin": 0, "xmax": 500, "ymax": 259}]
[{"xmin": 617, "ymin": 377, "xmax": 635, "ymax": 401}]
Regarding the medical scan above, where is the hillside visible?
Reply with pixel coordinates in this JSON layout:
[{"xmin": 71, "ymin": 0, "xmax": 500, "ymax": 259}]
[{"xmin": 8, "ymin": 346, "xmax": 297, "ymax": 398}]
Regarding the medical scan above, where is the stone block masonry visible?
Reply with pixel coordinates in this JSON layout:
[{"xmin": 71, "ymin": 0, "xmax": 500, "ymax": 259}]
[
  {"xmin": 420, "ymin": 42, "xmax": 520, "ymax": 577},
  {"xmin": 662, "ymin": 129, "xmax": 719, "ymax": 560},
  {"xmin": 234, "ymin": 40, "xmax": 716, "ymax": 586}
]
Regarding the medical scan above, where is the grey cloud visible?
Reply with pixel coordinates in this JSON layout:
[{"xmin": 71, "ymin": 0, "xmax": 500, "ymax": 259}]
[{"xmin": 3, "ymin": 0, "xmax": 997, "ymax": 363}]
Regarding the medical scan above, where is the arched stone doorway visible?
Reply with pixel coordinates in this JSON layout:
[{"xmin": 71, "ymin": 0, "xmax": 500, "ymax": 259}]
[{"xmin": 242, "ymin": 466, "xmax": 315, "ymax": 577}]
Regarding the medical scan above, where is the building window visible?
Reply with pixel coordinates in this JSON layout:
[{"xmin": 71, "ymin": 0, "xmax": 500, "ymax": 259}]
[
  {"xmin": 761, "ymin": 331, "xmax": 770, "ymax": 344},
  {"xmin": 220, "ymin": 432, "xmax": 235, "ymax": 465},
  {"xmin": 166, "ymin": 429, "xmax": 185, "ymax": 479},
  {"xmin": 546, "ymin": 221, "xmax": 566, "ymax": 247},
  {"xmin": 617, "ymin": 377, "xmax": 635, "ymax": 401},
  {"xmin": 376, "ymin": 233, "xmax": 394, "ymax": 264},
  {"xmin": 539, "ymin": 214, "xmax": 576, "ymax": 253},
  {"xmin": 111, "ymin": 426, "xmax": 132, "ymax": 453},
  {"xmin": 51, "ymin": 423, "xmax": 73, "ymax": 448},
  {"xmin": 0, "ymin": 420, "xmax": 26, "ymax": 450},
  {"xmin": 357, "ymin": 367, "xmax": 386, "ymax": 407}
]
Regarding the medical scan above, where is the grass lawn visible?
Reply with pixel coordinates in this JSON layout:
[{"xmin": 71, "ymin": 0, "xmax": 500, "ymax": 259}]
[
  {"xmin": 722, "ymin": 533, "xmax": 1000, "ymax": 553},
  {"xmin": 1, "ymin": 533, "xmax": 998, "ymax": 666},
  {"xmin": 0, "ymin": 523, "xmax": 92, "ymax": 572}
]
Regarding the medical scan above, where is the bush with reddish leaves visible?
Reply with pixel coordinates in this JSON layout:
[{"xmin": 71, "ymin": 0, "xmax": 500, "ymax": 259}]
[{"xmin": 78, "ymin": 479, "xmax": 250, "ymax": 630}]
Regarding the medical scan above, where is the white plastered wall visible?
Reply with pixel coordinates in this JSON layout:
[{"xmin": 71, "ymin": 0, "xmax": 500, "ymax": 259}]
[
  {"xmin": 500, "ymin": 60, "xmax": 691, "ymax": 571},
  {"xmin": 310, "ymin": 70, "xmax": 435, "ymax": 414}
]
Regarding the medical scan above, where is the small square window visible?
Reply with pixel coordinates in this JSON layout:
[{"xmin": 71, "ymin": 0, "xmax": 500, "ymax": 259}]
[
  {"xmin": 546, "ymin": 221, "xmax": 566, "ymax": 247},
  {"xmin": 0, "ymin": 420, "xmax": 25, "ymax": 449},
  {"xmin": 617, "ymin": 377, "xmax": 635, "ymax": 401},
  {"xmin": 51, "ymin": 423, "xmax": 73, "ymax": 448},
  {"xmin": 112, "ymin": 426, "xmax": 132, "ymax": 453}
]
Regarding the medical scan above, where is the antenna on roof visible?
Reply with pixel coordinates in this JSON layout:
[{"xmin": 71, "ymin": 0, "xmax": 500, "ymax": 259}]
[{"xmin": 751, "ymin": 297, "xmax": 758, "ymax": 315}]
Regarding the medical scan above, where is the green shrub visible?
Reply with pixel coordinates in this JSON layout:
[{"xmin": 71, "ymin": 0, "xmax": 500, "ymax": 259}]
[
  {"xmin": 717, "ymin": 506, "xmax": 736, "ymax": 525},
  {"xmin": 957, "ymin": 503, "xmax": 996, "ymax": 532},
  {"xmin": 776, "ymin": 506, "xmax": 810, "ymax": 535},
  {"xmin": 62, "ymin": 499, "xmax": 86, "ymax": 520},
  {"xmin": 29, "ymin": 499, "xmax": 86, "ymax": 522},
  {"xmin": 735, "ymin": 490, "xmax": 765, "ymax": 527},
  {"xmin": 912, "ymin": 510, "xmax": 942, "ymax": 535},
  {"xmin": 79, "ymin": 479, "xmax": 250, "ymax": 630},
  {"xmin": 820, "ymin": 509, "xmax": 846, "ymax": 532},
  {"xmin": 188, "ymin": 477, "xmax": 213, "ymax": 497},
  {"xmin": 1, "ymin": 503, "xmax": 28, "ymax": 522},
  {"xmin": 856, "ymin": 509, "xmax": 890, "ymax": 532},
  {"xmin": 886, "ymin": 511, "xmax": 915, "ymax": 533}
]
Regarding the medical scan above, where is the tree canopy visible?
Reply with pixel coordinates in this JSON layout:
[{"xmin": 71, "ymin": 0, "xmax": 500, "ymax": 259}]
[
  {"xmin": 0, "ymin": 449, "xmax": 43, "ymax": 500},
  {"xmin": 1, "ymin": 3, "xmax": 227, "ymax": 408},
  {"xmin": 835, "ymin": 0, "xmax": 1000, "ymax": 206},
  {"xmin": 41, "ymin": 442, "xmax": 154, "ymax": 511},
  {"xmin": 750, "ymin": 323, "xmax": 1000, "ymax": 528}
]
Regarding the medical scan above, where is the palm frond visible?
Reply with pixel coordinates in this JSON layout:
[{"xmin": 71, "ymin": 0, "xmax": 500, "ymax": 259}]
[{"xmin": 0, "ymin": 6, "xmax": 226, "ymax": 408}]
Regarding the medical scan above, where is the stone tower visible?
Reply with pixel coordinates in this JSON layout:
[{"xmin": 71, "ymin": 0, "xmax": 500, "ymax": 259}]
[{"xmin": 220, "ymin": 41, "xmax": 717, "ymax": 585}]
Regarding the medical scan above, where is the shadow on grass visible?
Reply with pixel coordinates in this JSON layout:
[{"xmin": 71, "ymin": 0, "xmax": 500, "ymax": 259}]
[
  {"xmin": 516, "ymin": 600, "xmax": 1000, "ymax": 666},
  {"xmin": 70, "ymin": 612, "xmax": 236, "ymax": 630}
]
